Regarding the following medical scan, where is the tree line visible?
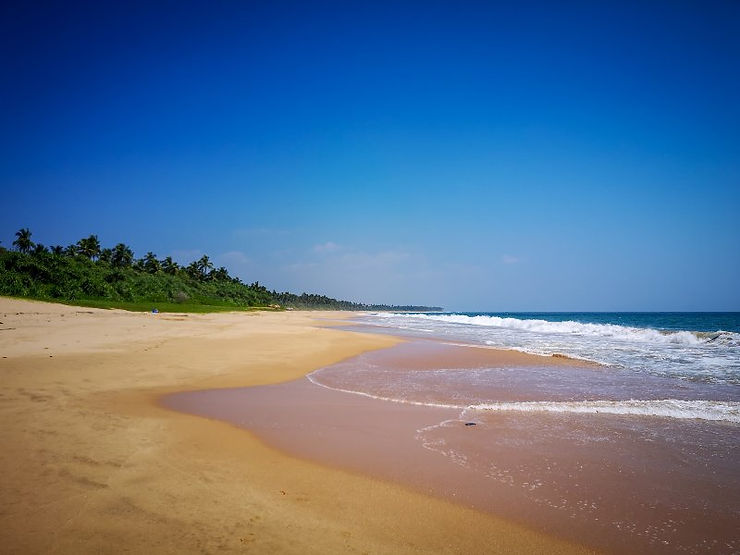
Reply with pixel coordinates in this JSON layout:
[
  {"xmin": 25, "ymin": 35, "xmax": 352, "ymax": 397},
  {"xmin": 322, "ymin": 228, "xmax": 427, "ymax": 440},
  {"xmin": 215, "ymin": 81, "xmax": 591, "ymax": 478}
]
[
  {"xmin": 10, "ymin": 228, "xmax": 241, "ymax": 284},
  {"xmin": 270, "ymin": 291, "xmax": 442, "ymax": 312},
  {"xmin": 1, "ymin": 228, "xmax": 441, "ymax": 311}
]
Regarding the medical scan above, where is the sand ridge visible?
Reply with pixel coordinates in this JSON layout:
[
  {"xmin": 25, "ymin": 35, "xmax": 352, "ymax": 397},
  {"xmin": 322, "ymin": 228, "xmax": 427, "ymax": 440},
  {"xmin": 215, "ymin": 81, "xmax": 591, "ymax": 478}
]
[{"xmin": 0, "ymin": 297, "xmax": 592, "ymax": 553}]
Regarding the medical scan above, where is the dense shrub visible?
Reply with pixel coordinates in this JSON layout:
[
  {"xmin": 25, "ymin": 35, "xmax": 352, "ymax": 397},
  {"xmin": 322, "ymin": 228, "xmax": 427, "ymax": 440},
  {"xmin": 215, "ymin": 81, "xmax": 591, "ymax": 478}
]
[
  {"xmin": 1, "ymin": 231, "xmax": 441, "ymax": 311},
  {"xmin": 0, "ymin": 249, "xmax": 272, "ymax": 307}
]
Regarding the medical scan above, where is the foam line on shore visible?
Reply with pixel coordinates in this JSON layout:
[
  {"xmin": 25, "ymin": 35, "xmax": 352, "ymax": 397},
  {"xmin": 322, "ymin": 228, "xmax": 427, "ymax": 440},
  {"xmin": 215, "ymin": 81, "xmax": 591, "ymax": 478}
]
[
  {"xmin": 468, "ymin": 399, "xmax": 740, "ymax": 423},
  {"xmin": 306, "ymin": 370, "xmax": 461, "ymax": 409},
  {"xmin": 308, "ymin": 369, "xmax": 740, "ymax": 423}
]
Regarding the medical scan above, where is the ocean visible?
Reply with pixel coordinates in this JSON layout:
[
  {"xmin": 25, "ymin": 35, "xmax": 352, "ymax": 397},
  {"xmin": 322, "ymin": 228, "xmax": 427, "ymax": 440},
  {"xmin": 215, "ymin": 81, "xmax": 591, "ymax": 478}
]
[
  {"xmin": 303, "ymin": 312, "xmax": 740, "ymax": 552},
  {"xmin": 360, "ymin": 312, "xmax": 740, "ymax": 387}
]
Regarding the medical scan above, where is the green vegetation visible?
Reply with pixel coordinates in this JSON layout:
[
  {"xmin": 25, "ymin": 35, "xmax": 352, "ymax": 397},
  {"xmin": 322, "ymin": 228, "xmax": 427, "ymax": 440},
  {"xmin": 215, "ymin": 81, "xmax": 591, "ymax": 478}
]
[
  {"xmin": 0, "ymin": 229, "xmax": 442, "ymax": 312},
  {"xmin": 270, "ymin": 291, "xmax": 442, "ymax": 312}
]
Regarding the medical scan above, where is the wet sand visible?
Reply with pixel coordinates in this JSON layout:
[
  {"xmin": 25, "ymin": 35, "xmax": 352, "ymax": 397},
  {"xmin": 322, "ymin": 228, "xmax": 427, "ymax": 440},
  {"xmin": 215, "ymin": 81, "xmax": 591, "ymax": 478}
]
[
  {"xmin": 0, "ymin": 298, "xmax": 587, "ymax": 553},
  {"xmin": 165, "ymin": 341, "xmax": 740, "ymax": 554}
]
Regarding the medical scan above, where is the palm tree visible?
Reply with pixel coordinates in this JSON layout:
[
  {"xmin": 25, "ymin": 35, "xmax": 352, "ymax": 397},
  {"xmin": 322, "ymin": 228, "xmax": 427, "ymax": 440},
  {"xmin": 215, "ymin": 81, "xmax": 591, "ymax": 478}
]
[
  {"xmin": 195, "ymin": 255, "xmax": 214, "ymax": 281},
  {"xmin": 111, "ymin": 243, "xmax": 134, "ymax": 268},
  {"xmin": 211, "ymin": 266, "xmax": 230, "ymax": 281},
  {"xmin": 50, "ymin": 245, "xmax": 64, "ymax": 256},
  {"xmin": 186, "ymin": 261, "xmax": 201, "ymax": 280},
  {"xmin": 249, "ymin": 281, "xmax": 267, "ymax": 293},
  {"xmin": 196, "ymin": 255, "xmax": 212, "ymax": 272},
  {"xmin": 161, "ymin": 256, "xmax": 179, "ymax": 275},
  {"xmin": 13, "ymin": 228, "xmax": 34, "ymax": 254},
  {"xmin": 77, "ymin": 234, "xmax": 101, "ymax": 260},
  {"xmin": 99, "ymin": 248, "xmax": 113, "ymax": 263},
  {"xmin": 143, "ymin": 252, "xmax": 161, "ymax": 273},
  {"xmin": 184, "ymin": 255, "xmax": 213, "ymax": 281},
  {"xmin": 33, "ymin": 243, "xmax": 48, "ymax": 255}
]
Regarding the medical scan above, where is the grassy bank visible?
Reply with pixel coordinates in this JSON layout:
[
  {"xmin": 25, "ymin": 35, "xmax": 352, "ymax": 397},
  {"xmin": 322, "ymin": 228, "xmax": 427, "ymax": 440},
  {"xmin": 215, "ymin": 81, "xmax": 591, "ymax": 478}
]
[{"xmin": 56, "ymin": 299, "xmax": 276, "ymax": 313}]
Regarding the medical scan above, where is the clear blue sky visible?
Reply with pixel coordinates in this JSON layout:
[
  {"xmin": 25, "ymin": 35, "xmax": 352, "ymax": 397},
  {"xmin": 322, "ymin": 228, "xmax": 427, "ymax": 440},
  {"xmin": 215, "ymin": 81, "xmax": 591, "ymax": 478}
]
[{"xmin": 3, "ymin": 1, "xmax": 739, "ymax": 310}]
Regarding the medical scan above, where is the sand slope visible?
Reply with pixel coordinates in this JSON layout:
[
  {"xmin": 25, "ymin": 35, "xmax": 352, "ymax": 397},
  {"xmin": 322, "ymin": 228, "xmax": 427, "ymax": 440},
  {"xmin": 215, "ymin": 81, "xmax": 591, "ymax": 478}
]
[{"xmin": 0, "ymin": 298, "xmax": 591, "ymax": 553}]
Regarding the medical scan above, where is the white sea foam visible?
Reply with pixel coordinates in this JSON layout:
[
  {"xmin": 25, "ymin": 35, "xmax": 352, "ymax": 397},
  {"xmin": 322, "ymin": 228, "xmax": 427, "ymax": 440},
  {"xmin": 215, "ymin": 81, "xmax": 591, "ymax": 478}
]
[
  {"xmin": 379, "ymin": 313, "xmax": 739, "ymax": 347},
  {"xmin": 309, "ymin": 368, "xmax": 740, "ymax": 423},
  {"xmin": 305, "ymin": 370, "xmax": 461, "ymax": 410},
  {"xmin": 364, "ymin": 313, "xmax": 740, "ymax": 384},
  {"xmin": 469, "ymin": 399, "xmax": 740, "ymax": 423}
]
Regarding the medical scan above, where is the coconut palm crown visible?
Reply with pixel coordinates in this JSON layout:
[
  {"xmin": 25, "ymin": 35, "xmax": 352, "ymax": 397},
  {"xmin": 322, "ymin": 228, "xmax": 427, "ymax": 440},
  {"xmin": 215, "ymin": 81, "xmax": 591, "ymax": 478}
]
[{"xmin": 13, "ymin": 228, "xmax": 34, "ymax": 254}]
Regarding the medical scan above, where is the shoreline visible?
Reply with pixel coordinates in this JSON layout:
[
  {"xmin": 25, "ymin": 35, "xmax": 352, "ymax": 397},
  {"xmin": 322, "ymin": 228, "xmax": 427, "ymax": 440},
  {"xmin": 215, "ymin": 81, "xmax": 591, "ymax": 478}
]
[
  {"xmin": 0, "ymin": 298, "xmax": 587, "ymax": 553},
  {"xmin": 163, "ymin": 328, "xmax": 740, "ymax": 553},
  {"xmin": 163, "ymin": 340, "xmax": 609, "ymax": 550}
]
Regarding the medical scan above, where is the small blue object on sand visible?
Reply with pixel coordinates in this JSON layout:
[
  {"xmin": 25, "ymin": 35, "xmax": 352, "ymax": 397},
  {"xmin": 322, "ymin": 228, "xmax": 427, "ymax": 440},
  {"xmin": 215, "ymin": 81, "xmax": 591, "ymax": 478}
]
[{"xmin": 152, "ymin": 308, "xmax": 159, "ymax": 314}]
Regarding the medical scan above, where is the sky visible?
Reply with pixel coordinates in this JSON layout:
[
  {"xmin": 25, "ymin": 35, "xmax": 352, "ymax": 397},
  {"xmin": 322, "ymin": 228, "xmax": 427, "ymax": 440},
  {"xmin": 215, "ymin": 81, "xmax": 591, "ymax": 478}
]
[{"xmin": 2, "ymin": 1, "xmax": 739, "ymax": 311}]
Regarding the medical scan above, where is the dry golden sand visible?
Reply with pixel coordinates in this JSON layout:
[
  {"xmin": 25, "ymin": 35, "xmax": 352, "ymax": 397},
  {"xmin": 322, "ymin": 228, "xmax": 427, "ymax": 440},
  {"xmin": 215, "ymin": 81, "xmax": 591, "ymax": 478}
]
[{"xmin": 0, "ymin": 297, "xmax": 593, "ymax": 554}]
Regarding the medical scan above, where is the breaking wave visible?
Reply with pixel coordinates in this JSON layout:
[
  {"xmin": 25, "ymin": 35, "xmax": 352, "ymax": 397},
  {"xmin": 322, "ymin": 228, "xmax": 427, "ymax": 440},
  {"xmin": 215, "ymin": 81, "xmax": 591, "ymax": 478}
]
[{"xmin": 378, "ymin": 313, "xmax": 740, "ymax": 347}]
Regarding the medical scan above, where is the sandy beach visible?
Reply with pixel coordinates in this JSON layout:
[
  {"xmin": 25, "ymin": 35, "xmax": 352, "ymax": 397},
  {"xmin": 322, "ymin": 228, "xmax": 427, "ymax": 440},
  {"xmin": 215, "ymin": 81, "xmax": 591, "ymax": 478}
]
[
  {"xmin": 173, "ymin": 337, "xmax": 737, "ymax": 554},
  {"xmin": 0, "ymin": 297, "xmax": 589, "ymax": 554}
]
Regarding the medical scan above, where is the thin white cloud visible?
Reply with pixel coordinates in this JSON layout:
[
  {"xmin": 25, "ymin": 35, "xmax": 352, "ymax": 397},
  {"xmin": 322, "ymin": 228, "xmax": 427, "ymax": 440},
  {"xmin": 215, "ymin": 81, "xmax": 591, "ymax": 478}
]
[
  {"xmin": 217, "ymin": 250, "xmax": 251, "ymax": 266},
  {"xmin": 501, "ymin": 254, "xmax": 521, "ymax": 265},
  {"xmin": 313, "ymin": 241, "xmax": 342, "ymax": 254}
]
